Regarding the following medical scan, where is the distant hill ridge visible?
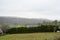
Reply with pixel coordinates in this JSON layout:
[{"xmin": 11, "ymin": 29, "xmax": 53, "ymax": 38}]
[{"xmin": 0, "ymin": 16, "xmax": 51, "ymax": 25}]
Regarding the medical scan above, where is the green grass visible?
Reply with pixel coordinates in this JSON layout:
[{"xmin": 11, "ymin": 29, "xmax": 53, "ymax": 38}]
[{"xmin": 0, "ymin": 32, "xmax": 60, "ymax": 40}]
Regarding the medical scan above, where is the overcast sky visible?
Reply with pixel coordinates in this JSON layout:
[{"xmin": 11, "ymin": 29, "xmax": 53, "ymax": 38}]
[{"xmin": 0, "ymin": 0, "xmax": 60, "ymax": 20}]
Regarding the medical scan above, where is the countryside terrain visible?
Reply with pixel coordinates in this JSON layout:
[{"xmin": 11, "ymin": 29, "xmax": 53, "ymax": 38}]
[
  {"xmin": 0, "ymin": 0, "xmax": 60, "ymax": 40},
  {"xmin": 0, "ymin": 33, "xmax": 60, "ymax": 40},
  {"xmin": 0, "ymin": 17, "xmax": 60, "ymax": 40}
]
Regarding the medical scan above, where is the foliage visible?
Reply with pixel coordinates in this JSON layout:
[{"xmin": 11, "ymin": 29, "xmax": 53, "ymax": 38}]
[
  {"xmin": 0, "ymin": 24, "xmax": 9, "ymax": 33},
  {"xmin": 6, "ymin": 25, "xmax": 59, "ymax": 34}
]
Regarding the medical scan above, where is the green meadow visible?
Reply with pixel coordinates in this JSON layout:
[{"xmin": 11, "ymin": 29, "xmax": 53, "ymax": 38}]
[{"xmin": 0, "ymin": 32, "xmax": 60, "ymax": 40}]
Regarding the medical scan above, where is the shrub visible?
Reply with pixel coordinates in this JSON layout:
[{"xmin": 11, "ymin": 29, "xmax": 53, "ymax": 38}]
[{"xmin": 6, "ymin": 25, "xmax": 58, "ymax": 34}]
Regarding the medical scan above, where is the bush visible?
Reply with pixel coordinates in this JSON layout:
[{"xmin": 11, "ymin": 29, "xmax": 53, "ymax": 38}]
[{"xmin": 6, "ymin": 25, "xmax": 58, "ymax": 34}]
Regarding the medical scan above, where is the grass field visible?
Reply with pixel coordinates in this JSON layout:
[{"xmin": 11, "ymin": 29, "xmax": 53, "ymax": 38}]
[{"xmin": 0, "ymin": 32, "xmax": 60, "ymax": 40}]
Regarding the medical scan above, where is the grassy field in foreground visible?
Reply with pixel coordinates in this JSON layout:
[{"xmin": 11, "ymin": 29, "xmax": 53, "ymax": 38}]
[{"xmin": 0, "ymin": 33, "xmax": 60, "ymax": 40}]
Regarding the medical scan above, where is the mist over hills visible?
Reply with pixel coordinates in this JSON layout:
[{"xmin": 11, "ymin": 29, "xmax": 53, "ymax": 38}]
[{"xmin": 0, "ymin": 17, "xmax": 52, "ymax": 25}]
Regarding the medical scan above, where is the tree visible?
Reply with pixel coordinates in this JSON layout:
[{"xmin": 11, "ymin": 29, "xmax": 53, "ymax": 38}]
[
  {"xmin": 0, "ymin": 24, "xmax": 9, "ymax": 33},
  {"xmin": 53, "ymin": 20, "xmax": 58, "ymax": 32}
]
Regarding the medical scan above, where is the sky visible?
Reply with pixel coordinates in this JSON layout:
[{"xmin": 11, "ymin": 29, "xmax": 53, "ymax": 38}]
[{"xmin": 0, "ymin": 0, "xmax": 60, "ymax": 20}]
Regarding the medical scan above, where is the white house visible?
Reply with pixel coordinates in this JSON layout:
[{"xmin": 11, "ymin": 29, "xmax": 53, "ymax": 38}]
[{"xmin": 57, "ymin": 30, "xmax": 60, "ymax": 32}]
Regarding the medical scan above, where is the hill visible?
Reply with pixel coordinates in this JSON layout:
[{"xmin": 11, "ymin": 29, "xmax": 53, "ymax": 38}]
[{"xmin": 0, "ymin": 17, "xmax": 51, "ymax": 25}]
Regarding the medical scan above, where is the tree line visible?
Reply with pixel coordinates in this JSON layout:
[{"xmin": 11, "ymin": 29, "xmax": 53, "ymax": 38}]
[
  {"xmin": 0, "ymin": 20, "xmax": 60, "ymax": 34},
  {"xmin": 6, "ymin": 25, "xmax": 59, "ymax": 34}
]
